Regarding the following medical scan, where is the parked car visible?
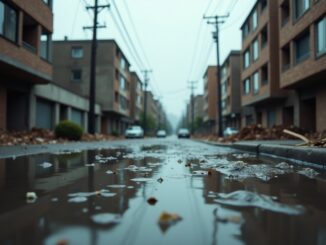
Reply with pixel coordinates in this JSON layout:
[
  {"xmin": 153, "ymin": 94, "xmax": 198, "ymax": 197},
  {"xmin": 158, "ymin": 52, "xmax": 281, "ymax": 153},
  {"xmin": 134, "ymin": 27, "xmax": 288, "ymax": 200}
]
[
  {"xmin": 125, "ymin": 126, "xmax": 144, "ymax": 139},
  {"xmin": 223, "ymin": 127, "xmax": 239, "ymax": 137},
  {"xmin": 156, "ymin": 130, "xmax": 167, "ymax": 138},
  {"xmin": 178, "ymin": 128, "xmax": 190, "ymax": 138}
]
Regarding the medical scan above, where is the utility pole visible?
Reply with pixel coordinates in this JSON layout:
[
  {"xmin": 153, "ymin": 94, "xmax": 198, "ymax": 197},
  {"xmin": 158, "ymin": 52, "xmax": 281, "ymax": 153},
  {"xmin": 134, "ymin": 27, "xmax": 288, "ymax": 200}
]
[
  {"xmin": 188, "ymin": 81, "xmax": 197, "ymax": 134},
  {"xmin": 204, "ymin": 14, "xmax": 229, "ymax": 137},
  {"xmin": 84, "ymin": 0, "xmax": 110, "ymax": 134},
  {"xmin": 142, "ymin": 70, "xmax": 152, "ymax": 135}
]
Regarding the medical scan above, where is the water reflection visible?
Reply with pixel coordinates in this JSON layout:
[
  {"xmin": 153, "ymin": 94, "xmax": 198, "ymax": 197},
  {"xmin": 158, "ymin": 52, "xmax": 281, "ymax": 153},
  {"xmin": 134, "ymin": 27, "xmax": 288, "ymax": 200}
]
[{"xmin": 0, "ymin": 147, "xmax": 165, "ymax": 245}]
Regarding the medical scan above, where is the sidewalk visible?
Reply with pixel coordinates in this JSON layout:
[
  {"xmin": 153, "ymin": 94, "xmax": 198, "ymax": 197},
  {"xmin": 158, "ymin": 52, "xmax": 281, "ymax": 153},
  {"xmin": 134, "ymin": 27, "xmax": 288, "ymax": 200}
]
[{"xmin": 198, "ymin": 139, "xmax": 326, "ymax": 167}]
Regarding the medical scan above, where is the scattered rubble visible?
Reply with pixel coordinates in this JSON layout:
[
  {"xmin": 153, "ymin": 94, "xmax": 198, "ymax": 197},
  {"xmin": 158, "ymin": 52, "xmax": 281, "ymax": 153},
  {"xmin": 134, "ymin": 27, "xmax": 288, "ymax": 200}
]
[
  {"xmin": 147, "ymin": 197, "xmax": 158, "ymax": 205},
  {"xmin": 0, "ymin": 128, "xmax": 120, "ymax": 146},
  {"xmin": 196, "ymin": 125, "xmax": 326, "ymax": 148}
]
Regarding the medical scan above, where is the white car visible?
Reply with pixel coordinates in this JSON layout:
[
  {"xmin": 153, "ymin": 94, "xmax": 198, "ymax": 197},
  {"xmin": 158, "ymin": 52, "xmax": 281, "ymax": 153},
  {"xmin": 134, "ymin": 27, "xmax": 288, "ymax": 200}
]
[
  {"xmin": 156, "ymin": 130, "xmax": 167, "ymax": 138},
  {"xmin": 125, "ymin": 126, "xmax": 144, "ymax": 139},
  {"xmin": 223, "ymin": 127, "xmax": 239, "ymax": 137}
]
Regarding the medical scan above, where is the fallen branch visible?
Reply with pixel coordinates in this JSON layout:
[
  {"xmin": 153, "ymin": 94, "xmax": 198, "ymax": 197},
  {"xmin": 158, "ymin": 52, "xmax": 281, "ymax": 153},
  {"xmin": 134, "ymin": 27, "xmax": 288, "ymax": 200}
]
[{"xmin": 283, "ymin": 129, "xmax": 310, "ymax": 143}]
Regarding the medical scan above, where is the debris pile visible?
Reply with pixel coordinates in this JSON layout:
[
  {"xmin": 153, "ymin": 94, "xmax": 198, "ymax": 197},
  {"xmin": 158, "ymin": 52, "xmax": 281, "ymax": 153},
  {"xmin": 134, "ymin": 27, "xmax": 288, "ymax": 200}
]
[
  {"xmin": 0, "ymin": 128, "xmax": 120, "ymax": 146},
  {"xmin": 196, "ymin": 125, "xmax": 326, "ymax": 148}
]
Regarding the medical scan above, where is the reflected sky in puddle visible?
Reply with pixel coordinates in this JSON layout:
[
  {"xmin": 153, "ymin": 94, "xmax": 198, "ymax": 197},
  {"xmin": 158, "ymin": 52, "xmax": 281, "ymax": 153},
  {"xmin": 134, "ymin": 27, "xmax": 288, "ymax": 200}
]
[{"xmin": 0, "ymin": 140, "xmax": 326, "ymax": 245}]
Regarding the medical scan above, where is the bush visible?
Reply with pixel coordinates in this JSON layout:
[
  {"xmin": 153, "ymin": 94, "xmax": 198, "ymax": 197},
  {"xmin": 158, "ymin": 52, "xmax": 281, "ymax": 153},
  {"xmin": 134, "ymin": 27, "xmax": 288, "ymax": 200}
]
[
  {"xmin": 111, "ymin": 130, "xmax": 120, "ymax": 137},
  {"xmin": 55, "ymin": 121, "xmax": 83, "ymax": 141}
]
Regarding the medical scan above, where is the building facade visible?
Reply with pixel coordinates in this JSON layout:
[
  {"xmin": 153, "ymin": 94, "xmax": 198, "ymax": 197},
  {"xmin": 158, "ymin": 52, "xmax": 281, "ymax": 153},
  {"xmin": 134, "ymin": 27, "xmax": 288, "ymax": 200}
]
[
  {"xmin": 279, "ymin": 0, "xmax": 326, "ymax": 132},
  {"xmin": 53, "ymin": 39, "xmax": 133, "ymax": 135},
  {"xmin": 0, "ymin": 0, "xmax": 53, "ymax": 131},
  {"xmin": 203, "ymin": 66, "xmax": 218, "ymax": 134},
  {"xmin": 240, "ymin": 0, "xmax": 289, "ymax": 128},
  {"xmin": 130, "ymin": 72, "xmax": 143, "ymax": 125},
  {"xmin": 220, "ymin": 51, "xmax": 242, "ymax": 130}
]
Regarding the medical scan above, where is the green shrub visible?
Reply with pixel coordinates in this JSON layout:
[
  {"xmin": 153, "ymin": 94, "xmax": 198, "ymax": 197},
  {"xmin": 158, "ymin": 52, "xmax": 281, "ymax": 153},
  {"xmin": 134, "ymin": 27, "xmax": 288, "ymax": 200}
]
[
  {"xmin": 55, "ymin": 120, "xmax": 83, "ymax": 140},
  {"xmin": 111, "ymin": 130, "xmax": 120, "ymax": 137}
]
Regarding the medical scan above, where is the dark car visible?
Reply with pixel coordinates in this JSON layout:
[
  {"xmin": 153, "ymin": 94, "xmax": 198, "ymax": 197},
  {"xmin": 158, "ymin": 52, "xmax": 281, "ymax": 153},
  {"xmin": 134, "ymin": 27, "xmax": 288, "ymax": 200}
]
[{"xmin": 178, "ymin": 128, "xmax": 190, "ymax": 138}]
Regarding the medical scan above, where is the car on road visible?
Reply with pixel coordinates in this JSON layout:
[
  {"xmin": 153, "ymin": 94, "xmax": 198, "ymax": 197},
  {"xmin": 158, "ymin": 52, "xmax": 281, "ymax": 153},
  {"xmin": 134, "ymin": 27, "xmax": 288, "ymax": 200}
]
[
  {"xmin": 178, "ymin": 128, "xmax": 190, "ymax": 138},
  {"xmin": 156, "ymin": 130, "xmax": 167, "ymax": 138},
  {"xmin": 125, "ymin": 126, "xmax": 144, "ymax": 139},
  {"xmin": 223, "ymin": 127, "xmax": 239, "ymax": 137}
]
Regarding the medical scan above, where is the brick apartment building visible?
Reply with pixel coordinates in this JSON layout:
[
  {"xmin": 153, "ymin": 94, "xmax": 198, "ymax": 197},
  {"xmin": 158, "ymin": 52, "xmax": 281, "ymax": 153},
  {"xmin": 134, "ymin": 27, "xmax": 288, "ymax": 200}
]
[
  {"xmin": 130, "ymin": 72, "xmax": 143, "ymax": 125},
  {"xmin": 52, "ymin": 39, "xmax": 134, "ymax": 135},
  {"xmin": 220, "ymin": 51, "xmax": 242, "ymax": 130},
  {"xmin": 240, "ymin": 0, "xmax": 289, "ymax": 128},
  {"xmin": 0, "ymin": 0, "xmax": 102, "ymax": 132},
  {"xmin": 279, "ymin": 0, "xmax": 326, "ymax": 132},
  {"xmin": 0, "ymin": 0, "xmax": 53, "ymax": 131},
  {"xmin": 203, "ymin": 66, "xmax": 218, "ymax": 134}
]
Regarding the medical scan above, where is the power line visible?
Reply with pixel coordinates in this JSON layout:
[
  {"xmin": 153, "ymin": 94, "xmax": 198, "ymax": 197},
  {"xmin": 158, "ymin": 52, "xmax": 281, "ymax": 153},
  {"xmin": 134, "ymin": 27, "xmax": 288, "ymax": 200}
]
[{"xmin": 109, "ymin": 0, "xmax": 145, "ymax": 69}]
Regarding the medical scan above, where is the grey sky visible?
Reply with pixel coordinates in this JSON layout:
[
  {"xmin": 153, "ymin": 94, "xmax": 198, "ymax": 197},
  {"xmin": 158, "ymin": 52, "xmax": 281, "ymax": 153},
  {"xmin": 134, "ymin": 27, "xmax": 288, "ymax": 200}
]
[{"xmin": 53, "ymin": 0, "xmax": 256, "ymax": 121}]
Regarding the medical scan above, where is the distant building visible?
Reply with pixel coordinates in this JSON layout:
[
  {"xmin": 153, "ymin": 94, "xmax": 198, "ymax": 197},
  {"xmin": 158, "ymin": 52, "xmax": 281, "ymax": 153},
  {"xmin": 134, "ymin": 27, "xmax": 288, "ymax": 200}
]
[
  {"xmin": 52, "ymin": 40, "xmax": 133, "ymax": 135},
  {"xmin": 220, "ymin": 51, "xmax": 242, "ymax": 130},
  {"xmin": 203, "ymin": 66, "xmax": 218, "ymax": 134},
  {"xmin": 130, "ymin": 72, "xmax": 143, "ymax": 125},
  {"xmin": 278, "ymin": 0, "xmax": 326, "ymax": 132},
  {"xmin": 194, "ymin": 95, "xmax": 204, "ymax": 121}
]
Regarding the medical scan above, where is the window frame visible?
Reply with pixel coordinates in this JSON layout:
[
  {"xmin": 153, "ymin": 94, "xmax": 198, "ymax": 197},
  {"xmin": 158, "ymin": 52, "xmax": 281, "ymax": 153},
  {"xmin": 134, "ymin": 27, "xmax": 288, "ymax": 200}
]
[
  {"xmin": 71, "ymin": 69, "xmax": 82, "ymax": 82},
  {"xmin": 253, "ymin": 72, "xmax": 260, "ymax": 94},
  {"xmin": 293, "ymin": 0, "xmax": 310, "ymax": 21},
  {"xmin": 0, "ymin": 1, "xmax": 18, "ymax": 43},
  {"xmin": 294, "ymin": 29, "xmax": 310, "ymax": 64}
]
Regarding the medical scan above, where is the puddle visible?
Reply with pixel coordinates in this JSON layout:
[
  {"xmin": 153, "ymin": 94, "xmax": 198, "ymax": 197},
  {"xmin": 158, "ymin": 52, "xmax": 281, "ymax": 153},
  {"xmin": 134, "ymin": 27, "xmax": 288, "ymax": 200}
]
[{"xmin": 0, "ymin": 140, "xmax": 326, "ymax": 245}]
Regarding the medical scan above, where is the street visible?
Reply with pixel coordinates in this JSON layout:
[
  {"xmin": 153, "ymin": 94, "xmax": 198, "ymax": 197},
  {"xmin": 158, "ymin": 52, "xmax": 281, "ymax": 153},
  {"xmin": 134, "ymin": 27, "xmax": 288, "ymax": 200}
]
[{"xmin": 0, "ymin": 138, "xmax": 326, "ymax": 245}]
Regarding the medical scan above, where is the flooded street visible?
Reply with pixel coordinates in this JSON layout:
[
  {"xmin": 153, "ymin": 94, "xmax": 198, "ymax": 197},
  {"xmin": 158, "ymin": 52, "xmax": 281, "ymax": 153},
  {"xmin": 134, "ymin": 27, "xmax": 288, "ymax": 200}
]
[{"xmin": 0, "ymin": 138, "xmax": 326, "ymax": 245}]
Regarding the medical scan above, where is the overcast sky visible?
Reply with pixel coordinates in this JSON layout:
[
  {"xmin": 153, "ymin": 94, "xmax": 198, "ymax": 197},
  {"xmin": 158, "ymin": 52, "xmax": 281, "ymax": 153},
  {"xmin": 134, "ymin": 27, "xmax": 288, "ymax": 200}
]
[{"xmin": 53, "ymin": 0, "xmax": 256, "ymax": 124}]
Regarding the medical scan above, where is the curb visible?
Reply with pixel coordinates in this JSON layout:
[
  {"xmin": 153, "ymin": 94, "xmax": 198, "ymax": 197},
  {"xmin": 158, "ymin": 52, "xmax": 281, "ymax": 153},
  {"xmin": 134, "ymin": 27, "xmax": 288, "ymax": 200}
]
[{"xmin": 196, "ymin": 140, "xmax": 326, "ymax": 167}]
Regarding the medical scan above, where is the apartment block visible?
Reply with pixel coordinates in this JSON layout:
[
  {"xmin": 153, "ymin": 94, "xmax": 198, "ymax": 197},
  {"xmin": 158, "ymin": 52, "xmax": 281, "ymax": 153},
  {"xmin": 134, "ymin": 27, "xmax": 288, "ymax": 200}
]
[
  {"xmin": 203, "ymin": 66, "xmax": 218, "ymax": 134},
  {"xmin": 220, "ymin": 51, "xmax": 242, "ymax": 130},
  {"xmin": 279, "ymin": 0, "xmax": 326, "ymax": 132},
  {"xmin": 0, "ymin": 0, "xmax": 53, "ymax": 131},
  {"xmin": 130, "ymin": 72, "xmax": 143, "ymax": 125},
  {"xmin": 241, "ymin": 0, "xmax": 290, "ymax": 127},
  {"xmin": 144, "ymin": 91, "xmax": 158, "ymax": 134},
  {"xmin": 53, "ymin": 40, "xmax": 133, "ymax": 135}
]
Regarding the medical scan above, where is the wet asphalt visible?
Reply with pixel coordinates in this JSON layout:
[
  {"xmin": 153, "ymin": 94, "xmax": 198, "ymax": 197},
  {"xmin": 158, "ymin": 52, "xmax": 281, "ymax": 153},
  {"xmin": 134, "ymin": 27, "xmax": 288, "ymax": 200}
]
[{"xmin": 0, "ymin": 137, "xmax": 326, "ymax": 245}]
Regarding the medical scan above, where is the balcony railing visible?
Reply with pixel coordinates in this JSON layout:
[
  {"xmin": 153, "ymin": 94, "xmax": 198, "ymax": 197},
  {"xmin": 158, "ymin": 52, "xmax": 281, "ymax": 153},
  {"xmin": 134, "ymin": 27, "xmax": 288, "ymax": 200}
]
[{"xmin": 23, "ymin": 42, "xmax": 37, "ymax": 54}]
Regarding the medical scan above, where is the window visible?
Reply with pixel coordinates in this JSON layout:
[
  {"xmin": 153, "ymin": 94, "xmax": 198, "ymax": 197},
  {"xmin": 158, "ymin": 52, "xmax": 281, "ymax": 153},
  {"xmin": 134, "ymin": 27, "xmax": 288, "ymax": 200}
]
[
  {"xmin": 261, "ymin": 0, "xmax": 267, "ymax": 11},
  {"xmin": 243, "ymin": 78, "xmax": 251, "ymax": 95},
  {"xmin": 261, "ymin": 25, "xmax": 268, "ymax": 47},
  {"xmin": 295, "ymin": 30, "xmax": 310, "ymax": 64},
  {"xmin": 252, "ymin": 9, "xmax": 258, "ymax": 30},
  {"xmin": 120, "ymin": 58, "xmax": 126, "ymax": 70},
  {"xmin": 71, "ymin": 47, "xmax": 83, "ymax": 58},
  {"xmin": 0, "ymin": 1, "xmax": 17, "ymax": 42},
  {"xmin": 261, "ymin": 64, "xmax": 268, "ymax": 85},
  {"xmin": 40, "ymin": 31, "xmax": 51, "ymax": 60},
  {"xmin": 282, "ymin": 44, "xmax": 290, "ymax": 71},
  {"xmin": 281, "ymin": 0, "xmax": 290, "ymax": 26},
  {"xmin": 244, "ymin": 49, "xmax": 250, "ymax": 68},
  {"xmin": 253, "ymin": 72, "xmax": 259, "ymax": 94},
  {"xmin": 316, "ymin": 17, "xmax": 326, "ymax": 56},
  {"xmin": 294, "ymin": 0, "xmax": 310, "ymax": 20},
  {"xmin": 120, "ymin": 76, "xmax": 126, "ymax": 90},
  {"xmin": 221, "ymin": 82, "xmax": 227, "ymax": 96},
  {"xmin": 252, "ymin": 39, "xmax": 259, "ymax": 61},
  {"xmin": 242, "ymin": 22, "xmax": 250, "ymax": 39},
  {"xmin": 71, "ymin": 69, "xmax": 82, "ymax": 82},
  {"xmin": 120, "ymin": 95, "xmax": 127, "ymax": 110}
]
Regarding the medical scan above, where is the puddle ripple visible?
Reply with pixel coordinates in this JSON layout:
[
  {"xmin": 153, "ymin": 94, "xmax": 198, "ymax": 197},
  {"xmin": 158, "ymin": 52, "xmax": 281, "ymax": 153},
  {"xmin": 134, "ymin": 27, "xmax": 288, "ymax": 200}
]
[
  {"xmin": 214, "ymin": 190, "xmax": 305, "ymax": 215},
  {"xmin": 91, "ymin": 213, "xmax": 122, "ymax": 225}
]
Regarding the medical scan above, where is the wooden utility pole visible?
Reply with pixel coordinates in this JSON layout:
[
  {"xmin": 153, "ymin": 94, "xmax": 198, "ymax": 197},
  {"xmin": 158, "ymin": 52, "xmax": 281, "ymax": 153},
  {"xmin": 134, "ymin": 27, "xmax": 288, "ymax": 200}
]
[
  {"xmin": 84, "ymin": 0, "xmax": 109, "ymax": 134},
  {"xmin": 204, "ymin": 14, "xmax": 229, "ymax": 137}
]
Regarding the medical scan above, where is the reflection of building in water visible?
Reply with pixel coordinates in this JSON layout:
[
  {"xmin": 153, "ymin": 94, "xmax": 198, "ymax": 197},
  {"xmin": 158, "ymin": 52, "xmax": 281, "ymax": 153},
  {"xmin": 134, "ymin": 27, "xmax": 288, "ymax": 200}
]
[{"xmin": 0, "ymin": 148, "xmax": 165, "ymax": 244}]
